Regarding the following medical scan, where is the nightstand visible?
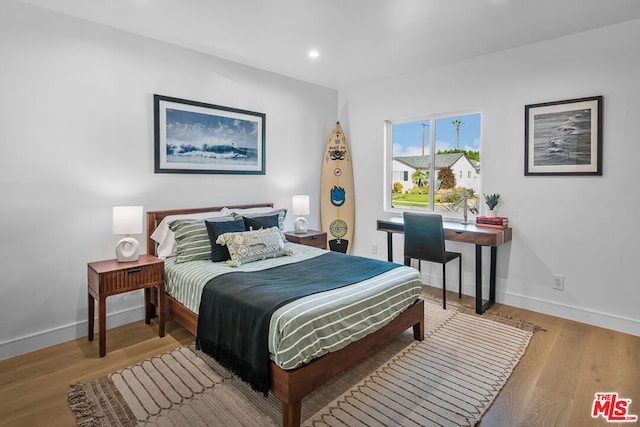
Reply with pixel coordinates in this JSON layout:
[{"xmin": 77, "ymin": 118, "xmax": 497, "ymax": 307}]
[
  {"xmin": 284, "ymin": 230, "xmax": 327, "ymax": 249},
  {"xmin": 88, "ymin": 254, "xmax": 165, "ymax": 357}
]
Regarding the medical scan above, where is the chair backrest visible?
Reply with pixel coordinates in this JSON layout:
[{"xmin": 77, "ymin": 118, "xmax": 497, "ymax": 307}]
[{"xmin": 403, "ymin": 212, "xmax": 446, "ymax": 263}]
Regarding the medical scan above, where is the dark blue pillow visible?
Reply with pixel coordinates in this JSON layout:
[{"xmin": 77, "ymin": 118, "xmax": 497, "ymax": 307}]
[
  {"xmin": 205, "ymin": 218, "xmax": 246, "ymax": 262},
  {"xmin": 243, "ymin": 214, "xmax": 279, "ymax": 231}
]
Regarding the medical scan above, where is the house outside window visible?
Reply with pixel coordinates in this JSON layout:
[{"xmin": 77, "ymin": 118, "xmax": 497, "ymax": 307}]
[{"xmin": 385, "ymin": 112, "xmax": 481, "ymax": 221}]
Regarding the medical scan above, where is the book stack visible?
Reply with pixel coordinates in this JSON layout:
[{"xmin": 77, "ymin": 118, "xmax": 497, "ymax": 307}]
[{"xmin": 476, "ymin": 216, "xmax": 509, "ymax": 229}]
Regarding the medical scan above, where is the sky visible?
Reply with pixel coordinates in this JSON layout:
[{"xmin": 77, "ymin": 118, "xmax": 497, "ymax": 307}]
[
  {"xmin": 166, "ymin": 109, "xmax": 259, "ymax": 149},
  {"xmin": 392, "ymin": 113, "xmax": 481, "ymax": 157}
]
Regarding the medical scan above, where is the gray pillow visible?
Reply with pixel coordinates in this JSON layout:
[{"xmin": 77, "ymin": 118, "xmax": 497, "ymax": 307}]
[
  {"xmin": 243, "ymin": 214, "xmax": 279, "ymax": 231},
  {"xmin": 232, "ymin": 208, "xmax": 287, "ymax": 231},
  {"xmin": 215, "ymin": 227, "xmax": 292, "ymax": 267}
]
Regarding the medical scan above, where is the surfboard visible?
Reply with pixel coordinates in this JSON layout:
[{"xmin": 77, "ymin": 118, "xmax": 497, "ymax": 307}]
[{"xmin": 320, "ymin": 122, "xmax": 355, "ymax": 253}]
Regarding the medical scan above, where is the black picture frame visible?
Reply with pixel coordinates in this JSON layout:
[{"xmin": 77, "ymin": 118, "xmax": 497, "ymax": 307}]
[
  {"xmin": 524, "ymin": 96, "xmax": 602, "ymax": 176},
  {"xmin": 154, "ymin": 94, "xmax": 266, "ymax": 174}
]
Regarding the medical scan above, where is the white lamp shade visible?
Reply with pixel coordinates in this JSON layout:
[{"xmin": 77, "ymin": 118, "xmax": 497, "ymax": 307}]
[
  {"xmin": 292, "ymin": 195, "xmax": 310, "ymax": 216},
  {"xmin": 292, "ymin": 195, "xmax": 310, "ymax": 233},
  {"xmin": 113, "ymin": 206, "xmax": 143, "ymax": 262},
  {"xmin": 113, "ymin": 206, "xmax": 143, "ymax": 235}
]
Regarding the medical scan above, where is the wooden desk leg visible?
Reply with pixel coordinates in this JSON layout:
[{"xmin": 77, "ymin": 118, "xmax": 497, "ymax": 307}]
[
  {"xmin": 386, "ymin": 231, "xmax": 393, "ymax": 262},
  {"xmin": 475, "ymin": 245, "xmax": 498, "ymax": 314},
  {"xmin": 99, "ymin": 296, "xmax": 106, "ymax": 357},
  {"xmin": 475, "ymin": 244, "xmax": 482, "ymax": 314},
  {"xmin": 158, "ymin": 285, "xmax": 165, "ymax": 337},
  {"xmin": 489, "ymin": 246, "xmax": 497, "ymax": 303},
  {"xmin": 88, "ymin": 293, "xmax": 94, "ymax": 342}
]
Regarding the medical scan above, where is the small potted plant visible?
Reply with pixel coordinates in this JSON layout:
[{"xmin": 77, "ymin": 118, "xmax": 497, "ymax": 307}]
[{"xmin": 484, "ymin": 193, "xmax": 500, "ymax": 217}]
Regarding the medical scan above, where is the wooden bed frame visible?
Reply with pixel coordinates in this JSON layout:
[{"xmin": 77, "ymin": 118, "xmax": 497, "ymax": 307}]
[{"xmin": 146, "ymin": 203, "xmax": 425, "ymax": 427}]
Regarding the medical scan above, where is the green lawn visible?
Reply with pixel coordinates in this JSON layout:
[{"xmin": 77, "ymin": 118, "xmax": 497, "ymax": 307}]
[
  {"xmin": 392, "ymin": 192, "xmax": 480, "ymax": 213},
  {"xmin": 392, "ymin": 193, "xmax": 429, "ymax": 207}
]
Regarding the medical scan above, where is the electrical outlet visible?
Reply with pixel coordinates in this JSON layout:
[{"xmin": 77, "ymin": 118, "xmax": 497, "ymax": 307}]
[
  {"xmin": 371, "ymin": 243, "xmax": 378, "ymax": 254},
  {"xmin": 553, "ymin": 274, "xmax": 564, "ymax": 290}
]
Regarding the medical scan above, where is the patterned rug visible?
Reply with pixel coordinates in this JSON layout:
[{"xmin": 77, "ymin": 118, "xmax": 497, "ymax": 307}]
[{"xmin": 68, "ymin": 296, "xmax": 538, "ymax": 426}]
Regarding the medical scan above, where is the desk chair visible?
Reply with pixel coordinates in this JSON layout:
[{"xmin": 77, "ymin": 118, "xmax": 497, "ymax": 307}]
[{"xmin": 403, "ymin": 212, "xmax": 462, "ymax": 309}]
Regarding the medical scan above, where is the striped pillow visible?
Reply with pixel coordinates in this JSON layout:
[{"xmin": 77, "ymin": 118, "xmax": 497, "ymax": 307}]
[
  {"xmin": 169, "ymin": 216, "xmax": 235, "ymax": 263},
  {"xmin": 231, "ymin": 208, "xmax": 287, "ymax": 231}
]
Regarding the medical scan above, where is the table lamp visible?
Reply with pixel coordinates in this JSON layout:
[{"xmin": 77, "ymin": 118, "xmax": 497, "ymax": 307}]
[
  {"xmin": 113, "ymin": 206, "xmax": 143, "ymax": 262},
  {"xmin": 292, "ymin": 195, "xmax": 310, "ymax": 233}
]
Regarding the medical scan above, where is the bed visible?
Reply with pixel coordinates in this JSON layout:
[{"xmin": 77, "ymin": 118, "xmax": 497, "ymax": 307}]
[{"xmin": 146, "ymin": 203, "xmax": 425, "ymax": 427}]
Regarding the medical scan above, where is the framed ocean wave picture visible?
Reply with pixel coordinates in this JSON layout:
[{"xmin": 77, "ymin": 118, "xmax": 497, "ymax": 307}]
[
  {"xmin": 524, "ymin": 96, "xmax": 602, "ymax": 176},
  {"xmin": 154, "ymin": 94, "xmax": 266, "ymax": 174}
]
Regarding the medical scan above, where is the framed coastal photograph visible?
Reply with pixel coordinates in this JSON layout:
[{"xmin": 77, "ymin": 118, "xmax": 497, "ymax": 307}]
[
  {"xmin": 154, "ymin": 95, "xmax": 266, "ymax": 174},
  {"xmin": 524, "ymin": 96, "xmax": 602, "ymax": 176}
]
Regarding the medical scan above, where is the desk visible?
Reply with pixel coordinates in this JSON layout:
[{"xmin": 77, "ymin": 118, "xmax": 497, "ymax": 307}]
[{"xmin": 377, "ymin": 217, "xmax": 512, "ymax": 314}]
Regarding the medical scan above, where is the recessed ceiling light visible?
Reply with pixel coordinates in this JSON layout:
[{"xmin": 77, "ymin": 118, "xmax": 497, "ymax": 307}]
[{"xmin": 308, "ymin": 50, "xmax": 320, "ymax": 59}]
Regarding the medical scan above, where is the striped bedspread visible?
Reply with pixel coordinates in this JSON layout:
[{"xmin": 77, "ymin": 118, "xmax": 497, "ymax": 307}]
[{"xmin": 164, "ymin": 243, "xmax": 422, "ymax": 370}]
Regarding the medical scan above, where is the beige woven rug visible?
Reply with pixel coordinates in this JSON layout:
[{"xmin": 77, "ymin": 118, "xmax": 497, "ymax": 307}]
[{"xmin": 69, "ymin": 296, "xmax": 538, "ymax": 426}]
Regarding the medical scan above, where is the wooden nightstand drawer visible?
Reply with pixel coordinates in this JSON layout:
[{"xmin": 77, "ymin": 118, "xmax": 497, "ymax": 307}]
[
  {"xmin": 89, "ymin": 261, "xmax": 163, "ymax": 295},
  {"xmin": 284, "ymin": 230, "xmax": 327, "ymax": 249}
]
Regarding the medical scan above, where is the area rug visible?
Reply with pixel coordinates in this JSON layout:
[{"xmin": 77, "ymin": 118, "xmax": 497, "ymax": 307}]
[{"xmin": 69, "ymin": 296, "xmax": 538, "ymax": 426}]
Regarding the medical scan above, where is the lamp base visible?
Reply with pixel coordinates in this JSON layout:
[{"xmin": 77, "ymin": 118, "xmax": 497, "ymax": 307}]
[
  {"xmin": 116, "ymin": 237, "xmax": 140, "ymax": 262},
  {"xmin": 294, "ymin": 217, "xmax": 308, "ymax": 234}
]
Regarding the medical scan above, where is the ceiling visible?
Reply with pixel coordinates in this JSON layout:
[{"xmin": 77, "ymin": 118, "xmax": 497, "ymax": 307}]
[{"xmin": 18, "ymin": 0, "xmax": 640, "ymax": 90}]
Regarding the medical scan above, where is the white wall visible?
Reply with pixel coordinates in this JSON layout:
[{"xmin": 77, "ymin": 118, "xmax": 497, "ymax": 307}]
[
  {"xmin": 340, "ymin": 20, "xmax": 640, "ymax": 336},
  {"xmin": 0, "ymin": 2, "xmax": 337, "ymax": 360},
  {"xmin": 1, "ymin": 3, "xmax": 637, "ymax": 362}
]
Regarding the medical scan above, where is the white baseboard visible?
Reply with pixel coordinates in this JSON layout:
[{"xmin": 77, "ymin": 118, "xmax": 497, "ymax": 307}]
[
  {"xmin": 0, "ymin": 305, "xmax": 145, "ymax": 361},
  {"xmin": 419, "ymin": 270, "xmax": 639, "ymax": 337},
  {"xmin": 498, "ymin": 291, "xmax": 640, "ymax": 337}
]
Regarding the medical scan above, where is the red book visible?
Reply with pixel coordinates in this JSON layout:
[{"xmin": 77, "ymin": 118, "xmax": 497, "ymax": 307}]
[
  {"xmin": 476, "ymin": 216, "xmax": 508, "ymax": 224},
  {"xmin": 476, "ymin": 223, "xmax": 508, "ymax": 229},
  {"xmin": 476, "ymin": 220, "xmax": 509, "ymax": 226}
]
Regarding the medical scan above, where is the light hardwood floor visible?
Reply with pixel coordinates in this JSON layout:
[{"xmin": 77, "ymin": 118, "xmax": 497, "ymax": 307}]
[{"xmin": 1, "ymin": 288, "xmax": 638, "ymax": 427}]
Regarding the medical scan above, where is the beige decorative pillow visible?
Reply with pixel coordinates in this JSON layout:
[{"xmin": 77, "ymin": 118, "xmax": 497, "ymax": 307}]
[{"xmin": 216, "ymin": 227, "xmax": 292, "ymax": 267}]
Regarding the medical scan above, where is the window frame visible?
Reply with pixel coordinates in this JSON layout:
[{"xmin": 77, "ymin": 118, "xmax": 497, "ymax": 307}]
[{"xmin": 384, "ymin": 111, "xmax": 482, "ymax": 221}]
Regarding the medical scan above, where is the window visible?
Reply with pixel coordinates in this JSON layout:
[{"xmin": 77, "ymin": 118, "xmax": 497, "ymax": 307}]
[
  {"xmin": 392, "ymin": 171, "xmax": 409, "ymax": 182},
  {"xmin": 385, "ymin": 112, "xmax": 481, "ymax": 221}
]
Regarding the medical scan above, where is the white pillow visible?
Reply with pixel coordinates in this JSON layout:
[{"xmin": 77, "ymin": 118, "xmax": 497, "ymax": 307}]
[
  {"xmin": 228, "ymin": 207, "xmax": 275, "ymax": 214},
  {"xmin": 151, "ymin": 208, "xmax": 230, "ymax": 258}
]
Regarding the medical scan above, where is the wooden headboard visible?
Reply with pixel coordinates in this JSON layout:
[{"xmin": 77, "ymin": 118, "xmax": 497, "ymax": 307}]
[{"xmin": 145, "ymin": 203, "xmax": 274, "ymax": 256}]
